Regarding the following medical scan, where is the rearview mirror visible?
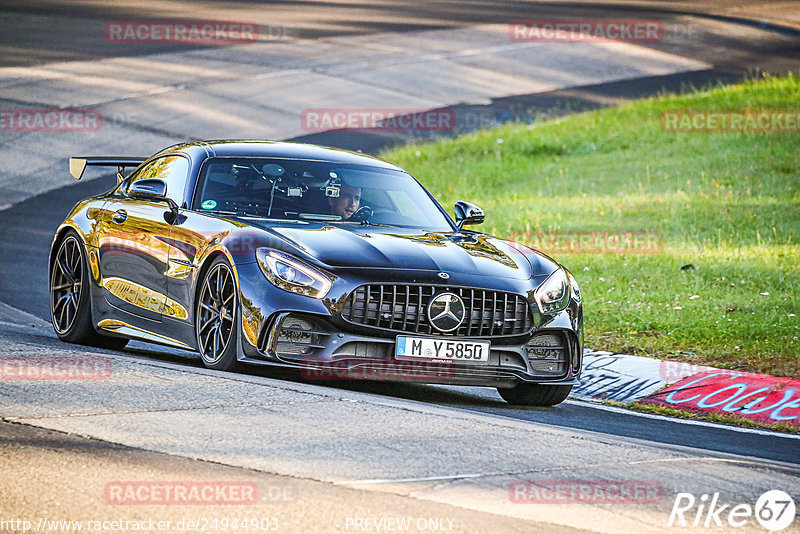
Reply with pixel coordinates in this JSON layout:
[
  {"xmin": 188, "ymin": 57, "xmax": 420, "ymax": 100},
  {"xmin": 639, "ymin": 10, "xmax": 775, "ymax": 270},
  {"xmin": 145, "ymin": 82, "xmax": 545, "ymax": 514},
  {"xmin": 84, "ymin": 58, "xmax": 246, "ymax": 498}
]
[{"xmin": 454, "ymin": 200, "xmax": 484, "ymax": 230}]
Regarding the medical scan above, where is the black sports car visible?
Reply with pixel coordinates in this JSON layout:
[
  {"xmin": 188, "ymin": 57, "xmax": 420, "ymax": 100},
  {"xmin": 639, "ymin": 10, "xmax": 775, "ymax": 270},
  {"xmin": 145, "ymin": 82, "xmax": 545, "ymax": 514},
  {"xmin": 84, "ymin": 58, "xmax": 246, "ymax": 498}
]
[{"xmin": 50, "ymin": 140, "xmax": 583, "ymax": 405}]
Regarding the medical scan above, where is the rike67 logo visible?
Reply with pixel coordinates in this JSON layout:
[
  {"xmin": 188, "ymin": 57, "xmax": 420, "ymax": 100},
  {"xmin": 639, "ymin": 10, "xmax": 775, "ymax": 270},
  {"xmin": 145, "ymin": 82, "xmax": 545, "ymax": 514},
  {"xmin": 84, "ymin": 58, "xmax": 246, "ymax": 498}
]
[{"xmin": 668, "ymin": 490, "xmax": 796, "ymax": 531}]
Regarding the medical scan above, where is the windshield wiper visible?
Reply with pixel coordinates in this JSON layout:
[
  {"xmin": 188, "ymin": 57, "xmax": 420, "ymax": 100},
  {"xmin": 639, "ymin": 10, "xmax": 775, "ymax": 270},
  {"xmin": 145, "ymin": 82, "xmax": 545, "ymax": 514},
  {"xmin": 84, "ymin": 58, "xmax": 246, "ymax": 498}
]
[
  {"xmin": 298, "ymin": 213, "xmax": 341, "ymax": 221},
  {"xmin": 210, "ymin": 209, "xmax": 272, "ymax": 219},
  {"xmin": 207, "ymin": 210, "xmax": 239, "ymax": 216},
  {"xmin": 358, "ymin": 221, "xmax": 404, "ymax": 228}
]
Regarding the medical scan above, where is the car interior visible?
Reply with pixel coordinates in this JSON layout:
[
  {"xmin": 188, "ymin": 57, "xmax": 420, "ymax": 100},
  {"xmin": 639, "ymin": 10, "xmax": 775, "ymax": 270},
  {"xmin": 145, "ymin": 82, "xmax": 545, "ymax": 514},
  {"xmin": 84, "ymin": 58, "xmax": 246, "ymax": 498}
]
[{"xmin": 194, "ymin": 158, "xmax": 433, "ymax": 227}]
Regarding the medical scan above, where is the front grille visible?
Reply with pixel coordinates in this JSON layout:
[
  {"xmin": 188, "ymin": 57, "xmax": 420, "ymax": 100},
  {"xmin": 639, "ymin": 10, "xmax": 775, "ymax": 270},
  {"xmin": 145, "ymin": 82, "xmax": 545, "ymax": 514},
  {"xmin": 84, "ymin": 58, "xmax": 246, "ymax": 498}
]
[{"xmin": 341, "ymin": 284, "xmax": 534, "ymax": 338}]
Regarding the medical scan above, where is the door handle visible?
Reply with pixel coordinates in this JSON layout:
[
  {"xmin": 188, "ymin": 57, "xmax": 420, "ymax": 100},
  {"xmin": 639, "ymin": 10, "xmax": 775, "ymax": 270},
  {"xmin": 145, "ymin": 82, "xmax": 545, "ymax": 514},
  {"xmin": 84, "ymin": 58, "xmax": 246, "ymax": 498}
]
[{"xmin": 112, "ymin": 209, "xmax": 127, "ymax": 224}]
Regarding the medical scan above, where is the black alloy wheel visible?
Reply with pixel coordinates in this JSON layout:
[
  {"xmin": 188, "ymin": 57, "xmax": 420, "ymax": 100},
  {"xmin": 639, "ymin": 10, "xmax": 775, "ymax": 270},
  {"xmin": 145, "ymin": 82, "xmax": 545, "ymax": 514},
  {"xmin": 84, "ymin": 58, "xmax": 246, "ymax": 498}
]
[{"xmin": 196, "ymin": 257, "xmax": 239, "ymax": 370}]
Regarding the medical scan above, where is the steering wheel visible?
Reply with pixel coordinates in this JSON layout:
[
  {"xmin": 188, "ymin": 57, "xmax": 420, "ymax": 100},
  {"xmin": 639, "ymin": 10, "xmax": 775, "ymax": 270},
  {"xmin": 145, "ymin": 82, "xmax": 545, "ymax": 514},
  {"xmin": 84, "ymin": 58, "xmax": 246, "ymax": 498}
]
[{"xmin": 349, "ymin": 205, "xmax": 373, "ymax": 222}]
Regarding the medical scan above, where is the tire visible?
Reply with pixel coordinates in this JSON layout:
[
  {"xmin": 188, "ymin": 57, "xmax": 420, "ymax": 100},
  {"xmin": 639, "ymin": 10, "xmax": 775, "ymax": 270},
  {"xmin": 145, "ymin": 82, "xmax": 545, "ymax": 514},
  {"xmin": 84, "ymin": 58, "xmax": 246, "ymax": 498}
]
[
  {"xmin": 195, "ymin": 256, "xmax": 239, "ymax": 371},
  {"xmin": 50, "ymin": 231, "xmax": 128, "ymax": 350},
  {"xmin": 497, "ymin": 384, "xmax": 573, "ymax": 406}
]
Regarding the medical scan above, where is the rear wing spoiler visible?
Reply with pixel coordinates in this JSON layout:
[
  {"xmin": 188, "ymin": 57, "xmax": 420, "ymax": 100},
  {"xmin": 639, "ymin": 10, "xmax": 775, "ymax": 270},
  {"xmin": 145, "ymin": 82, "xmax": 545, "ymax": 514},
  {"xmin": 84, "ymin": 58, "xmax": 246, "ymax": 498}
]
[{"xmin": 69, "ymin": 157, "xmax": 147, "ymax": 183}]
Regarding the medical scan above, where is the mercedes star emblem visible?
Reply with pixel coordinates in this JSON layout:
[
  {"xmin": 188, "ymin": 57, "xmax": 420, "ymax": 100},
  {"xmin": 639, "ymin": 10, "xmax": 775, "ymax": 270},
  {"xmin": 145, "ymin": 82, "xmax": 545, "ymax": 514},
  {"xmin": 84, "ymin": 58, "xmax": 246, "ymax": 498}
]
[{"xmin": 427, "ymin": 292, "xmax": 466, "ymax": 332}]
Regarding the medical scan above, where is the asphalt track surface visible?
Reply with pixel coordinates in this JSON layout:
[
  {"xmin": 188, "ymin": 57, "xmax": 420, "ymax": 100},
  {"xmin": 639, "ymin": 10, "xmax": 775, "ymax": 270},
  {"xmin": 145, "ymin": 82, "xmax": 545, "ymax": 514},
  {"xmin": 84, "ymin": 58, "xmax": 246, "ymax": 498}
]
[
  {"xmin": 1, "ymin": 174, "xmax": 798, "ymax": 468},
  {"xmin": 1, "ymin": 0, "xmax": 799, "ymax": 516},
  {"xmin": 2, "ymin": 0, "xmax": 800, "ymax": 68}
]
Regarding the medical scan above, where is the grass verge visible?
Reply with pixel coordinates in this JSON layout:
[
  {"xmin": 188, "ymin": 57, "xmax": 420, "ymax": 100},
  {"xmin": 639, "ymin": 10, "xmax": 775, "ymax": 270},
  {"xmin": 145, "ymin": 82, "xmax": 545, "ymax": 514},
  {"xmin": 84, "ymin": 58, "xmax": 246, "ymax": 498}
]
[{"xmin": 381, "ymin": 73, "xmax": 800, "ymax": 375}]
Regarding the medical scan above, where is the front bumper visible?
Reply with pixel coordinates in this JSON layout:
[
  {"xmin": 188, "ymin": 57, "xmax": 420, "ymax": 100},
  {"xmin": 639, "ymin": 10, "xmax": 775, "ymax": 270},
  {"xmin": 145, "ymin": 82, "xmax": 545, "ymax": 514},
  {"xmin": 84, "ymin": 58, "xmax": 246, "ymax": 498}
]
[
  {"xmin": 245, "ymin": 311, "xmax": 581, "ymax": 388},
  {"xmin": 235, "ymin": 262, "xmax": 583, "ymax": 388}
]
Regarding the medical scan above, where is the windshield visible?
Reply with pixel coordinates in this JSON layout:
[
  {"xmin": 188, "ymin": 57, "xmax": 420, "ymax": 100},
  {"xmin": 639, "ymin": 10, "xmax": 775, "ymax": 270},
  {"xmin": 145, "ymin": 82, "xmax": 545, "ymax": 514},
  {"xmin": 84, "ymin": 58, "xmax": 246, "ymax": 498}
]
[{"xmin": 193, "ymin": 157, "xmax": 454, "ymax": 231}]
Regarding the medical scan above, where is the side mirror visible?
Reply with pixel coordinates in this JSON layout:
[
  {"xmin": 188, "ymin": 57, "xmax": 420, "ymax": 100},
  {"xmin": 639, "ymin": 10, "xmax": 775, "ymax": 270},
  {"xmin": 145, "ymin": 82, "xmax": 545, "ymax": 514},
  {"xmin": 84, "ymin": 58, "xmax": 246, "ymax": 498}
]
[
  {"xmin": 128, "ymin": 178, "xmax": 179, "ymax": 223},
  {"xmin": 454, "ymin": 200, "xmax": 484, "ymax": 230},
  {"xmin": 128, "ymin": 178, "xmax": 167, "ymax": 199}
]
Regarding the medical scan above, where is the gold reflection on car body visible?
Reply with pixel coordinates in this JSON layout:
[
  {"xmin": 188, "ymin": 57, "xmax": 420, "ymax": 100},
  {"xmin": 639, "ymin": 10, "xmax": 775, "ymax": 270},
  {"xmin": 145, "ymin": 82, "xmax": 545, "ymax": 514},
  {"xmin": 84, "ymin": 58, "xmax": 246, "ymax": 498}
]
[{"xmin": 102, "ymin": 277, "xmax": 188, "ymax": 319}]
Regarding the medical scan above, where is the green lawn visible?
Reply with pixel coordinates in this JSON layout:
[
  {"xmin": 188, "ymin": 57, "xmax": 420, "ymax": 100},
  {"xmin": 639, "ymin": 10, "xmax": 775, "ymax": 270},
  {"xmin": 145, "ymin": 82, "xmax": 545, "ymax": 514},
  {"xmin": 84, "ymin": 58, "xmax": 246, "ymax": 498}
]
[{"xmin": 381, "ymin": 73, "xmax": 800, "ymax": 376}]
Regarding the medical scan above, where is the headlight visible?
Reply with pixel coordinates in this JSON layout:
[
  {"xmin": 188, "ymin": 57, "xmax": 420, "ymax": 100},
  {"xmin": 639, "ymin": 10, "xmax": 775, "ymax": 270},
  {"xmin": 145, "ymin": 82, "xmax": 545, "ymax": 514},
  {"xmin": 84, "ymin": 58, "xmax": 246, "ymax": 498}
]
[
  {"xmin": 534, "ymin": 268, "xmax": 570, "ymax": 314},
  {"xmin": 568, "ymin": 271, "xmax": 581, "ymax": 303},
  {"xmin": 256, "ymin": 248, "xmax": 333, "ymax": 299}
]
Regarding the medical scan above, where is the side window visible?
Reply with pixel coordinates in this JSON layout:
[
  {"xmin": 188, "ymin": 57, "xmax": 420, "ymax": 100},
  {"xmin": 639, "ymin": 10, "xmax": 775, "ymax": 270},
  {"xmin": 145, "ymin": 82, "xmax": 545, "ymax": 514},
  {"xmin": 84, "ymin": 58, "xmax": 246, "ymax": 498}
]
[{"xmin": 126, "ymin": 155, "xmax": 189, "ymax": 205}]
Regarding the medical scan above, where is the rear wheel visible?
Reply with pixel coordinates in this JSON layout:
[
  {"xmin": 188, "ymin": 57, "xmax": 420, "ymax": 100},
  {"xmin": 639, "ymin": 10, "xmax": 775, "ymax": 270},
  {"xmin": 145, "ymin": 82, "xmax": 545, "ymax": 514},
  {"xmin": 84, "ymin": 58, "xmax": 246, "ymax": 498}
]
[
  {"xmin": 196, "ymin": 257, "xmax": 239, "ymax": 371},
  {"xmin": 50, "ymin": 231, "xmax": 128, "ymax": 349},
  {"xmin": 497, "ymin": 384, "xmax": 572, "ymax": 406}
]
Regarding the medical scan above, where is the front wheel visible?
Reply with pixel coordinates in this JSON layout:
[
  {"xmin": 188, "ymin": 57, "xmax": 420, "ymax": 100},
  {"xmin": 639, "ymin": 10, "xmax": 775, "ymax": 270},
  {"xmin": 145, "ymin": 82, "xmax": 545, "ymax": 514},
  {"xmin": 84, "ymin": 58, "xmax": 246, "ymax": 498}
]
[
  {"xmin": 497, "ymin": 384, "xmax": 573, "ymax": 406},
  {"xmin": 196, "ymin": 257, "xmax": 239, "ymax": 371}
]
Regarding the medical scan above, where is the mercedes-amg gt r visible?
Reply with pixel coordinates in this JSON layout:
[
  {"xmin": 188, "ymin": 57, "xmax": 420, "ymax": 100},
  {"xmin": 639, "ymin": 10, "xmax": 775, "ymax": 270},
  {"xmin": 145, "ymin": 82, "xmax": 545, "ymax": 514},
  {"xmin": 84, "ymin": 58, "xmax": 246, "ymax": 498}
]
[{"xmin": 50, "ymin": 140, "xmax": 583, "ymax": 405}]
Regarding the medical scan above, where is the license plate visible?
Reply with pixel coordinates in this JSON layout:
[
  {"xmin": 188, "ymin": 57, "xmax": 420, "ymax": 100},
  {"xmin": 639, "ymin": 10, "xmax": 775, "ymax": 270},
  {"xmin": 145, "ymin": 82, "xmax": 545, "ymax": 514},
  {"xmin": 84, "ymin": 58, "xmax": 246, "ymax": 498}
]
[{"xmin": 395, "ymin": 336, "xmax": 490, "ymax": 363}]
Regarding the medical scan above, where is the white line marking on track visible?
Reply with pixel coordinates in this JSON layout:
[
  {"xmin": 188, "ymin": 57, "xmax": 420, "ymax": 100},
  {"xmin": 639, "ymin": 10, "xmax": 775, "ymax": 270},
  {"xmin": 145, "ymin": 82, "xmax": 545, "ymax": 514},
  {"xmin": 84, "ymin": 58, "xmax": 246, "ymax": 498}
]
[{"xmin": 565, "ymin": 399, "xmax": 800, "ymax": 439}]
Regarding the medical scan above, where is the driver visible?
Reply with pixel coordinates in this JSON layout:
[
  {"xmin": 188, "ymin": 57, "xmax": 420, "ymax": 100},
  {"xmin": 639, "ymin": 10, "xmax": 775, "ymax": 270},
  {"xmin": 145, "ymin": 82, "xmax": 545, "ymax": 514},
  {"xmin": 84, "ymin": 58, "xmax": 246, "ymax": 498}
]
[{"xmin": 328, "ymin": 184, "xmax": 361, "ymax": 220}]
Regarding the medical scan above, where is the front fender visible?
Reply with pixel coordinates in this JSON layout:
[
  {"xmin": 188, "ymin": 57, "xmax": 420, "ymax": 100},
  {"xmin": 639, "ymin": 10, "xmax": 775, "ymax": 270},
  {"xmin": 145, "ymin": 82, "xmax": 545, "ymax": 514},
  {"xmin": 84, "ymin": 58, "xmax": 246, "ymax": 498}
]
[{"xmin": 50, "ymin": 199, "xmax": 109, "ymax": 288}]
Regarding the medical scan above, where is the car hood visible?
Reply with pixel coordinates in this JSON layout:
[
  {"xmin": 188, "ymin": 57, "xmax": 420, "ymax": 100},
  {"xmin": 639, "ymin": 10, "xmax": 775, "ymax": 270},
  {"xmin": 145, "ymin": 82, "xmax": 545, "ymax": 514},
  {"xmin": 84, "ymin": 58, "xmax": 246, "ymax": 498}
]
[{"xmin": 261, "ymin": 225, "xmax": 536, "ymax": 280}]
